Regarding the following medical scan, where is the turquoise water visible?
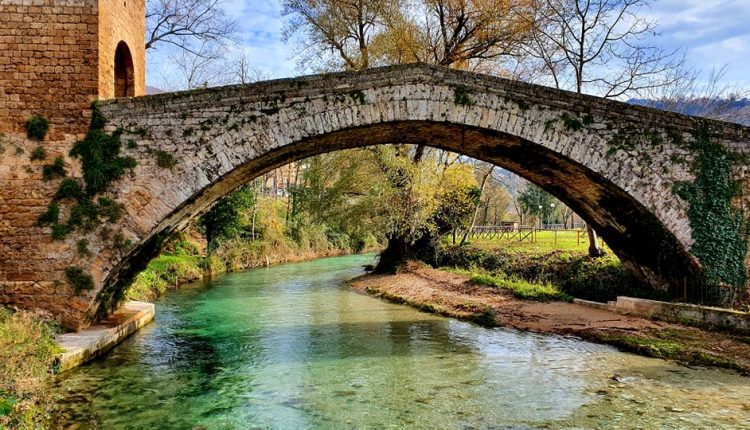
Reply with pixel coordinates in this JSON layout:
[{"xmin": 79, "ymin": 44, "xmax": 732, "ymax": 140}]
[{"xmin": 55, "ymin": 255, "xmax": 750, "ymax": 429}]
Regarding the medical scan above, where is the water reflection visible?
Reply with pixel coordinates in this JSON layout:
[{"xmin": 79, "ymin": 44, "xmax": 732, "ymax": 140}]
[{"xmin": 54, "ymin": 255, "xmax": 750, "ymax": 429}]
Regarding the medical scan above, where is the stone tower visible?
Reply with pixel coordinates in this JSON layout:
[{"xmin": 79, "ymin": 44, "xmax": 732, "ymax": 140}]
[
  {"xmin": 0, "ymin": 0, "xmax": 146, "ymax": 139},
  {"xmin": 0, "ymin": 0, "xmax": 146, "ymax": 329}
]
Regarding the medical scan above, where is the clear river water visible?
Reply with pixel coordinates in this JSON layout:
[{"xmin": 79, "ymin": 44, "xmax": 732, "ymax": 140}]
[{"xmin": 54, "ymin": 254, "xmax": 749, "ymax": 429}]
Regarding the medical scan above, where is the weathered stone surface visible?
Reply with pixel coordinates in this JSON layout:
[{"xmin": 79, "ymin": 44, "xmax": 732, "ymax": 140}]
[{"xmin": 2, "ymin": 63, "xmax": 750, "ymax": 329}]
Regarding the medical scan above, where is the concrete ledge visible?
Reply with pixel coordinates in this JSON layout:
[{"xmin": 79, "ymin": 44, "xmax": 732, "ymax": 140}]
[
  {"xmin": 572, "ymin": 298, "xmax": 613, "ymax": 311},
  {"xmin": 56, "ymin": 301, "xmax": 155, "ymax": 371},
  {"xmin": 613, "ymin": 296, "xmax": 750, "ymax": 334},
  {"xmin": 574, "ymin": 296, "xmax": 750, "ymax": 335}
]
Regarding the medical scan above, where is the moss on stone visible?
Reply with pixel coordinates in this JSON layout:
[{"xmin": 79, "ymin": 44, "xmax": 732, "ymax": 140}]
[
  {"xmin": 453, "ymin": 85, "xmax": 474, "ymax": 106},
  {"xmin": 97, "ymin": 197, "xmax": 125, "ymax": 223},
  {"xmin": 67, "ymin": 198, "xmax": 99, "ymax": 232},
  {"xmin": 560, "ymin": 112, "xmax": 584, "ymax": 132},
  {"xmin": 41, "ymin": 103, "xmax": 136, "ymax": 241},
  {"xmin": 76, "ymin": 239, "xmax": 91, "ymax": 257},
  {"xmin": 51, "ymin": 224, "xmax": 70, "ymax": 241},
  {"xmin": 349, "ymin": 90, "xmax": 366, "ymax": 104},
  {"xmin": 30, "ymin": 146, "xmax": 46, "ymax": 161},
  {"xmin": 70, "ymin": 127, "xmax": 136, "ymax": 196},
  {"xmin": 54, "ymin": 179, "xmax": 84, "ymax": 201},
  {"xmin": 65, "ymin": 267, "xmax": 94, "ymax": 295},
  {"xmin": 154, "ymin": 150, "xmax": 177, "ymax": 169},
  {"xmin": 37, "ymin": 203, "xmax": 59, "ymax": 227}
]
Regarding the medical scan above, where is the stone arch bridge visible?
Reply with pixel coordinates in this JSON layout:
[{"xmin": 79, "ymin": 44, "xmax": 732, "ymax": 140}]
[{"xmin": 2, "ymin": 64, "xmax": 750, "ymax": 329}]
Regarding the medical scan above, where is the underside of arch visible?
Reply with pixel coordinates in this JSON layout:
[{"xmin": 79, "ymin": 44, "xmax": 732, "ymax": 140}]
[{"xmin": 93, "ymin": 120, "xmax": 705, "ymax": 320}]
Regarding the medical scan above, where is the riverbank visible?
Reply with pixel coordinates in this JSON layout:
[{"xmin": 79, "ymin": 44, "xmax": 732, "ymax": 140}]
[
  {"xmin": 126, "ymin": 246, "xmax": 374, "ymax": 302},
  {"xmin": 350, "ymin": 262, "xmax": 750, "ymax": 374}
]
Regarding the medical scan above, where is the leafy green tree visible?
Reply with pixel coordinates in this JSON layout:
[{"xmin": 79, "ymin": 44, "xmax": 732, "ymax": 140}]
[
  {"xmin": 518, "ymin": 184, "xmax": 557, "ymax": 227},
  {"xmin": 199, "ymin": 186, "xmax": 255, "ymax": 252}
]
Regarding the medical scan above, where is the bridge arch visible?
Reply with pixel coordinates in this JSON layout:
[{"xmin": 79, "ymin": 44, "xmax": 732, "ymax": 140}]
[{"xmin": 56, "ymin": 64, "xmax": 750, "ymax": 326}]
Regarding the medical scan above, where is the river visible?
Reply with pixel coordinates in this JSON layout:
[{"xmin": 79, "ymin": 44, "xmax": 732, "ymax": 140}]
[{"xmin": 54, "ymin": 254, "xmax": 749, "ymax": 429}]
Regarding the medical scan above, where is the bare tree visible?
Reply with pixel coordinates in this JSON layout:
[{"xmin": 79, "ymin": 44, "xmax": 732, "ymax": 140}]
[
  {"xmin": 460, "ymin": 162, "xmax": 494, "ymax": 245},
  {"xmin": 518, "ymin": 0, "xmax": 687, "ymax": 257},
  {"xmin": 420, "ymin": 0, "xmax": 533, "ymax": 69},
  {"xmin": 156, "ymin": 40, "xmax": 228, "ymax": 91},
  {"xmin": 558, "ymin": 204, "xmax": 574, "ymax": 229},
  {"xmin": 521, "ymin": 0, "xmax": 686, "ymax": 98},
  {"xmin": 227, "ymin": 50, "xmax": 273, "ymax": 85},
  {"xmin": 146, "ymin": 0, "xmax": 239, "ymax": 57}
]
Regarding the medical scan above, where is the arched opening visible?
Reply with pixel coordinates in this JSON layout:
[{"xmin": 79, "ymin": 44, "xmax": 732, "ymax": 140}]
[
  {"xmin": 94, "ymin": 121, "xmax": 705, "ymax": 320},
  {"xmin": 114, "ymin": 41, "xmax": 135, "ymax": 98}
]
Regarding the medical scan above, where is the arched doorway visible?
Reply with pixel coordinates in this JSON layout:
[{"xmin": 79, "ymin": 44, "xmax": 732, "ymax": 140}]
[{"xmin": 114, "ymin": 41, "xmax": 135, "ymax": 98}]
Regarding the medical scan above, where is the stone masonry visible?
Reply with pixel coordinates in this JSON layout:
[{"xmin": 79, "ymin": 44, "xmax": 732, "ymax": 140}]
[
  {"xmin": 2, "ymin": 63, "xmax": 750, "ymax": 329},
  {"xmin": 0, "ymin": 0, "xmax": 145, "ymax": 328}
]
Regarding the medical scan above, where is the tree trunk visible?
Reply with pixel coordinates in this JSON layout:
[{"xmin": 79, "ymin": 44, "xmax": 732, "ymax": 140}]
[
  {"xmin": 460, "ymin": 166, "xmax": 494, "ymax": 246},
  {"xmin": 587, "ymin": 225, "xmax": 604, "ymax": 257}
]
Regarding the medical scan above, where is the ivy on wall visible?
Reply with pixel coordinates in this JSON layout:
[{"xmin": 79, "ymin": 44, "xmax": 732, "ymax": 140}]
[
  {"xmin": 37, "ymin": 103, "xmax": 138, "ymax": 296},
  {"xmin": 673, "ymin": 125, "xmax": 749, "ymax": 303}
]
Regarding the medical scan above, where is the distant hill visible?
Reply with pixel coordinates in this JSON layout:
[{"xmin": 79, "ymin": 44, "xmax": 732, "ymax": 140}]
[
  {"xmin": 146, "ymin": 85, "xmax": 165, "ymax": 95},
  {"xmin": 628, "ymin": 98, "xmax": 750, "ymax": 126}
]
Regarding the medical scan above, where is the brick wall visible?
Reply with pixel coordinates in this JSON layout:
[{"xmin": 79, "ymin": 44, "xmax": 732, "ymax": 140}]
[
  {"xmin": 0, "ymin": 0, "xmax": 145, "ymax": 137},
  {"xmin": 98, "ymin": 0, "xmax": 145, "ymax": 99},
  {"xmin": 0, "ymin": 0, "xmax": 146, "ymax": 329},
  {"xmin": 0, "ymin": 0, "xmax": 100, "ymax": 139}
]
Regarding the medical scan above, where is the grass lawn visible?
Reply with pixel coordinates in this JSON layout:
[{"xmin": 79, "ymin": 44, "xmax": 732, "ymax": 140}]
[{"xmin": 466, "ymin": 229, "xmax": 613, "ymax": 256}]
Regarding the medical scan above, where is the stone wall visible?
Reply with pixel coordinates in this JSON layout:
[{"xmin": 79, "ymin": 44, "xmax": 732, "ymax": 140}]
[
  {"xmin": 0, "ymin": 0, "xmax": 146, "ymax": 328},
  {"xmin": 0, "ymin": 0, "xmax": 100, "ymax": 138}
]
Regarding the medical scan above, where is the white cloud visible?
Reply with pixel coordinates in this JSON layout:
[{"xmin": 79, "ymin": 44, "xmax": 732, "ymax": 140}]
[{"xmin": 148, "ymin": 0, "xmax": 750, "ymax": 88}]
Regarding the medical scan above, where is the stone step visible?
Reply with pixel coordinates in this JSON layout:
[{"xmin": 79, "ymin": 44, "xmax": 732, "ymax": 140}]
[{"xmin": 56, "ymin": 301, "xmax": 155, "ymax": 371}]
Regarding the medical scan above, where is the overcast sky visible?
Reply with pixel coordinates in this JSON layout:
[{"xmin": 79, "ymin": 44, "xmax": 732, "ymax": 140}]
[{"xmin": 146, "ymin": 0, "xmax": 750, "ymax": 88}]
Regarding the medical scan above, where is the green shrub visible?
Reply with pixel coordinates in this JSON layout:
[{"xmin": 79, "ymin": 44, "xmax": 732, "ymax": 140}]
[
  {"xmin": 42, "ymin": 157, "xmax": 66, "ymax": 180},
  {"xmin": 30, "ymin": 146, "xmax": 46, "ymax": 161},
  {"xmin": 127, "ymin": 255, "xmax": 205, "ymax": 301},
  {"xmin": 438, "ymin": 245, "xmax": 661, "ymax": 303},
  {"xmin": 25, "ymin": 116, "xmax": 49, "ymax": 140},
  {"xmin": 54, "ymin": 179, "xmax": 84, "ymax": 201}
]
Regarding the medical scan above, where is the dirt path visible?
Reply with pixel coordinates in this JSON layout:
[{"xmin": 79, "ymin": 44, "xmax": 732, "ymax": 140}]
[{"xmin": 350, "ymin": 262, "xmax": 750, "ymax": 374}]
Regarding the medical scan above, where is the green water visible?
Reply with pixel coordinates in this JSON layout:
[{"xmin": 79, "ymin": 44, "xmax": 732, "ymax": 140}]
[{"xmin": 55, "ymin": 255, "xmax": 749, "ymax": 429}]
